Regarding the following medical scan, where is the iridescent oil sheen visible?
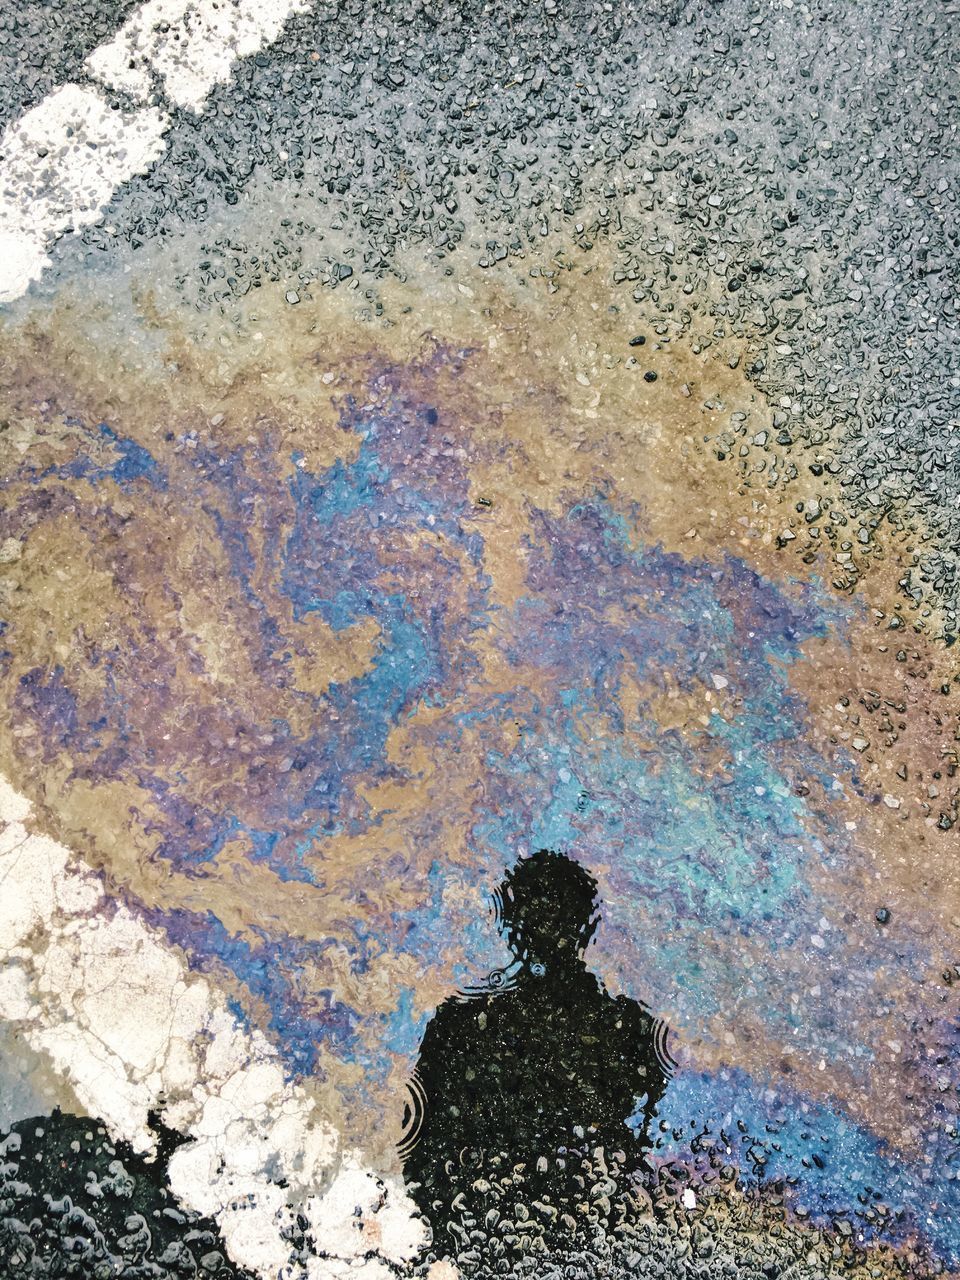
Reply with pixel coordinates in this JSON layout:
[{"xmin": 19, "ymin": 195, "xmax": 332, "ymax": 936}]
[{"xmin": 1, "ymin": 268, "xmax": 957, "ymax": 1277}]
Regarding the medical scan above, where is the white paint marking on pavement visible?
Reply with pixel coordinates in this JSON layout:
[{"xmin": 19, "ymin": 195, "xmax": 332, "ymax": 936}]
[
  {"xmin": 0, "ymin": 0, "xmax": 307, "ymax": 305},
  {"xmin": 0, "ymin": 84, "xmax": 169, "ymax": 303},
  {"xmin": 88, "ymin": 0, "xmax": 309, "ymax": 113},
  {"xmin": 0, "ymin": 774, "xmax": 429, "ymax": 1280}
]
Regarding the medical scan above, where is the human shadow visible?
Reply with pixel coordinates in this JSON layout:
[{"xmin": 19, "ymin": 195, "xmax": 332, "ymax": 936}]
[{"xmin": 401, "ymin": 849, "xmax": 673, "ymax": 1268}]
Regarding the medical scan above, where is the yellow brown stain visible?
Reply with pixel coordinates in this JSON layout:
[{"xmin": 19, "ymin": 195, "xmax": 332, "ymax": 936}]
[{"xmin": 0, "ymin": 237, "xmax": 956, "ymax": 1160}]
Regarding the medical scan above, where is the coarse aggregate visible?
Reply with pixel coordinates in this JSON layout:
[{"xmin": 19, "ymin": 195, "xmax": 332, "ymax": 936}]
[
  {"xmin": 35, "ymin": 0, "xmax": 960, "ymax": 630},
  {"xmin": 0, "ymin": 0, "xmax": 137, "ymax": 129},
  {"xmin": 0, "ymin": 1111, "xmax": 252, "ymax": 1280},
  {"xmin": 1, "ymin": 2, "xmax": 959, "ymax": 1279}
]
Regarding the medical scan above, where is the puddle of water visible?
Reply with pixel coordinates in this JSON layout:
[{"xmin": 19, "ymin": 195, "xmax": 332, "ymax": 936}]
[{"xmin": 1, "ymin": 238, "xmax": 957, "ymax": 1278}]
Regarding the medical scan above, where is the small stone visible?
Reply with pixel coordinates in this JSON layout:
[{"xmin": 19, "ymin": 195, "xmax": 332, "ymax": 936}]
[{"xmin": 875, "ymin": 907, "xmax": 891, "ymax": 925}]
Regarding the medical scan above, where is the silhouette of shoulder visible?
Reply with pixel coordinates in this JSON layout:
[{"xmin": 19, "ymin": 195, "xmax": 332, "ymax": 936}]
[{"xmin": 419, "ymin": 984, "xmax": 498, "ymax": 1050}]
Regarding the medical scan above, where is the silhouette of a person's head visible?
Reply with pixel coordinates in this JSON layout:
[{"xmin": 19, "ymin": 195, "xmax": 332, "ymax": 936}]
[
  {"xmin": 496, "ymin": 848, "xmax": 600, "ymax": 967},
  {"xmin": 403, "ymin": 848, "xmax": 672, "ymax": 1269}
]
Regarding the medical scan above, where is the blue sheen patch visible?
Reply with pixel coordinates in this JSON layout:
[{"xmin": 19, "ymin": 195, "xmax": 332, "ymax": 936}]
[{"xmin": 657, "ymin": 1068, "xmax": 960, "ymax": 1265}]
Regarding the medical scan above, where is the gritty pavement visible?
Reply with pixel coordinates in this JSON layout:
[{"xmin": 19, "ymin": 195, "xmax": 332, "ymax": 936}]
[
  {"xmin": 0, "ymin": 2, "xmax": 959, "ymax": 1279},
  {"xmin": 6, "ymin": 0, "xmax": 954, "ymax": 628}
]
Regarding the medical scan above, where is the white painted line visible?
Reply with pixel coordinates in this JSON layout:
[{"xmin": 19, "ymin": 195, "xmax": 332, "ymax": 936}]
[
  {"xmin": 0, "ymin": 0, "xmax": 307, "ymax": 305},
  {"xmin": 88, "ymin": 0, "xmax": 309, "ymax": 113},
  {"xmin": 0, "ymin": 84, "xmax": 168, "ymax": 303},
  {"xmin": 0, "ymin": 774, "xmax": 427, "ymax": 1279}
]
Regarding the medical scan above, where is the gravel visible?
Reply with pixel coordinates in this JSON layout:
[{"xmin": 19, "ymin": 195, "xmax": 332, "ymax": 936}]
[
  {"xmin": 1, "ymin": 2, "xmax": 958, "ymax": 1273},
  {"xmin": 0, "ymin": 0, "xmax": 138, "ymax": 128},
  {"xmin": 38, "ymin": 0, "xmax": 956, "ymax": 629},
  {"xmin": 0, "ymin": 1111, "xmax": 253, "ymax": 1280}
]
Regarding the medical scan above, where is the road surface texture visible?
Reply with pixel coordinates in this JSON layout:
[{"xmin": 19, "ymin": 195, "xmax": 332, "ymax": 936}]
[{"xmin": 0, "ymin": 2, "xmax": 958, "ymax": 1278}]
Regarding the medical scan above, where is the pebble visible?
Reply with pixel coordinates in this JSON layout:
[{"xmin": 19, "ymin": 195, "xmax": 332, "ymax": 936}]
[{"xmin": 25, "ymin": 0, "xmax": 951, "ymax": 633}]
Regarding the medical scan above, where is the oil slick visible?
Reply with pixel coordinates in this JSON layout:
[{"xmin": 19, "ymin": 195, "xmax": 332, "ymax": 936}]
[{"xmin": 0, "ymin": 241, "xmax": 958, "ymax": 1278}]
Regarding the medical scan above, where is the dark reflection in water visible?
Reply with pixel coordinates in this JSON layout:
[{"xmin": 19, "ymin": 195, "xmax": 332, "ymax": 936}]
[
  {"xmin": 402, "ymin": 849, "xmax": 673, "ymax": 1267},
  {"xmin": 0, "ymin": 1109, "xmax": 252, "ymax": 1280}
]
